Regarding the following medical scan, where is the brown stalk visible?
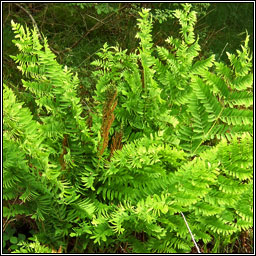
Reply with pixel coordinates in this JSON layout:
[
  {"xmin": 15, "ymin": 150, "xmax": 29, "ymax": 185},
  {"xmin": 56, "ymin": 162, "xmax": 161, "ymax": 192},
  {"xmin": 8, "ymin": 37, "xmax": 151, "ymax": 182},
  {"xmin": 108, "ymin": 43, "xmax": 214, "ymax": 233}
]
[
  {"xmin": 98, "ymin": 89, "xmax": 118, "ymax": 158},
  {"xmin": 59, "ymin": 134, "xmax": 68, "ymax": 170}
]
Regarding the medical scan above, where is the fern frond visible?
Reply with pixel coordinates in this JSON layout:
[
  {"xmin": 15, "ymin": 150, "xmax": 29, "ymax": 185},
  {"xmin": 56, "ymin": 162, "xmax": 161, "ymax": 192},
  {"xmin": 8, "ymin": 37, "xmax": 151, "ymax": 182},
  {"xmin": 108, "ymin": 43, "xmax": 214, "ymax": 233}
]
[
  {"xmin": 73, "ymin": 198, "xmax": 96, "ymax": 219},
  {"xmin": 221, "ymin": 108, "xmax": 253, "ymax": 126},
  {"xmin": 225, "ymin": 91, "xmax": 253, "ymax": 108},
  {"xmin": 191, "ymin": 77, "xmax": 223, "ymax": 118},
  {"xmin": 232, "ymin": 73, "xmax": 253, "ymax": 90},
  {"xmin": 191, "ymin": 54, "xmax": 215, "ymax": 74}
]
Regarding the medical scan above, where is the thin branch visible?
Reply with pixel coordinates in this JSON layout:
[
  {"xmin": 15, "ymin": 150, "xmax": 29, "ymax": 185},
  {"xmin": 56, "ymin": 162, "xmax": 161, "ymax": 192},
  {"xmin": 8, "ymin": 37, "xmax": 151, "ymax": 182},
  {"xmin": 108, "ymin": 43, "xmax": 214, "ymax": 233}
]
[
  {"xmin": 197, "ymin": 8, "xmax": 216, "ymax": 23},
  {"xmin": 3, "ymin": 196, "xmax": 20, "ymax": 232},
  {"xmin": 3, "ymin": 3, "xmax": 11, "ymax": 26},
  {"xmin": 77, "ymin": 48, "xmax": 99, "ymax": 67},
  {"xmin": 218, "ymin": 42, "xmax": 229, "ymax": 61},
  {"xmin": 180, "ymin": 212, "xmax": 201, "ymax": 253},
  {"xmin": 62, "ymin": 14, "xmax": 113, "ymax": 52},
  {"xmin": 14, "ymin": 3, "xmax": 60, "ymax": 55},
  {"xmin": 40, "ymin": 4, "xmax": 48, "ymax": 31},
  {"xmin": 62, "ymin": 4, "xmax": 127, "ymax": 53},
  {"xmin": 3, "ymin": 218, "xmax": 16, "ymax": 233},
  {"xmin": 85, "ymin": 13, "xmax": 105, "ymax": 24},
  {"xmin": 14, "ymin": 3, "xmax": 42, "ymax": 40}
]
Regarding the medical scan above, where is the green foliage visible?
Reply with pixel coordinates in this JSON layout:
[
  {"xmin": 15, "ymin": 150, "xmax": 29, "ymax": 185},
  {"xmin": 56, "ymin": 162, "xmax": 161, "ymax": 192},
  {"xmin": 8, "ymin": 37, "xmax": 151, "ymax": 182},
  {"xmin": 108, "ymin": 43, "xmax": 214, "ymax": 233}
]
[
  {"xmin": 3, "ymin": 4, "xmax": 253, "ymax": 253},
  {"xmin": 92, "ymin": 5, "xmax": 253, "ymax": 156},
  {"xmin": 69, "ymin": 3, "xmax": 119, "ymax": 15},
  {"xmin": 12, "ymin": 236, "xmax": 53, "ymax": 253},
  {"xmin": 3, "ymin": 225, "xmax": 28, "ymax": 253}
]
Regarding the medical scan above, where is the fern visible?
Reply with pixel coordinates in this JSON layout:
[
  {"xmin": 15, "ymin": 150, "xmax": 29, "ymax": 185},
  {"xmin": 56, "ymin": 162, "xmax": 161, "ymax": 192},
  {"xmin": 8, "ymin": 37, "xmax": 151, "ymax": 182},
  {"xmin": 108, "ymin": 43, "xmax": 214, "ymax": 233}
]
[
  {"xmin": 12, "ymin": 236, "xmax": 53, "ymax": 253},
  {"xmin": 3, "ymin": 4, "xmax": 253, "ymax": 253}
]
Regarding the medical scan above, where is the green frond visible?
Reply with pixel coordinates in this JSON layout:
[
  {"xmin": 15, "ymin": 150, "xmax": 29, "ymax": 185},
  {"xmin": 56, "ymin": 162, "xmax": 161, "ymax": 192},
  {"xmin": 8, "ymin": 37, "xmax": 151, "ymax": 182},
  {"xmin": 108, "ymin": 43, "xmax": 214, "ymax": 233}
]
[
  {"xmin": 3, "ymin": 205, "xmax": 30, "ymax": 219},
  {"xmin": 191, "ymin": 54, "xmax": 215, "ymax": 74},
  {"xmin": 192, "ymin": 202, "xmax": 223, "ymax": 216},
  {"xmin": 217, "ymin": 175, "xmax": 248, "ymax": 194},
  {"xmin": 203, "ymin": 216, "xmax": 237, "ymax": 235},
  {"xmin": 191, "ymin": 77, "xmax": 223, "ymax": 118},
  {"xmin": 73, "ymin": 198, "xmax": 96, "ymax": 219},
  {"xmin": 225, "ymin": 91, "xmax": 253, "ymax": 108},
  {"xmin": 215, "ymin": 62, "xmax": 232, "ymax": 82},
  {"xmin": 226, "ymin": 33, "xmax": 252, "ymax": 76},
  {"xmin": 232, "ymin": 73, "xmax": 253, "ymax": 90}
]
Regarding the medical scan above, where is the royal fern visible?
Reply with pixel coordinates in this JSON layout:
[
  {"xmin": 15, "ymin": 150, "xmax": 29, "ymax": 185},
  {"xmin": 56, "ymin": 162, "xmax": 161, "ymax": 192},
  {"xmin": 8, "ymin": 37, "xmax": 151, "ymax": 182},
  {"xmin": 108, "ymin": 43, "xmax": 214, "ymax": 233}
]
[{"xmin": 3, "ymin": 4, "xmax": 253, "ymax": 253}]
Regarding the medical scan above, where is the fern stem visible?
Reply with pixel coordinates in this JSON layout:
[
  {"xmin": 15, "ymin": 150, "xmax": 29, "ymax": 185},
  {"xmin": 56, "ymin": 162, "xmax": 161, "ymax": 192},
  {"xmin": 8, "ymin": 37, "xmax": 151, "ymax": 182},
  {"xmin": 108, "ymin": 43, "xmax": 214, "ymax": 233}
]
[
  {"xmin": 218, "ymin": 42, "xmax": 229, "ymax": 62},
  {"xmin": 180, "ymin": 212, "xmax": 201, "ymax": 253}
]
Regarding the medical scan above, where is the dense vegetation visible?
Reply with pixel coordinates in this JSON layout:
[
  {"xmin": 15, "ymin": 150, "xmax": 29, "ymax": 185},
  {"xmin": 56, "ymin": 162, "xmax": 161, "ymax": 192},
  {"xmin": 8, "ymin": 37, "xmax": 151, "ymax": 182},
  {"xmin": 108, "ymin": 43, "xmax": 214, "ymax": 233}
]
[{"xmin": 3, "ymin": 3, "xmax": 253, "ymax": 254}]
